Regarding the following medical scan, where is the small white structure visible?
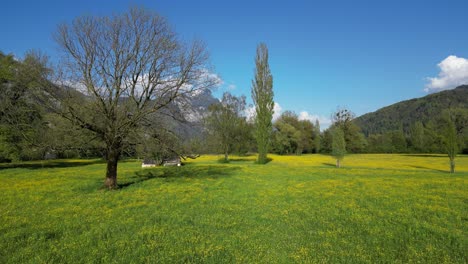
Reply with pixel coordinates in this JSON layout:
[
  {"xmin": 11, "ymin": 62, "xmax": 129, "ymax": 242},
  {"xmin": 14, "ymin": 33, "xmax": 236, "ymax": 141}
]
[
  {"xmin": 163, "ymin": 157, "xmax": 181, "ymax": 167},
  {"xmin": 141, "ymin": 159, "xmax": 157, "ymax": 168}
]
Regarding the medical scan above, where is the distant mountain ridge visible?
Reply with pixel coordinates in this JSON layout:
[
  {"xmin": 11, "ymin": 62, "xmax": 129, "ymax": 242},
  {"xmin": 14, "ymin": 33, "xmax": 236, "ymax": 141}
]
[{"xmin": 354, "ymin": 85, "xmax": 468, "ymax": 135}]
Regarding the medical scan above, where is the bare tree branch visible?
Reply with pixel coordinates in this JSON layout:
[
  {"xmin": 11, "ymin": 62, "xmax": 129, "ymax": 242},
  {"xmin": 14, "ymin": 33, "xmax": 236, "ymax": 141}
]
[{"xmin": 50, "ymin": 7, "xmax": 216, "ymax": 188}]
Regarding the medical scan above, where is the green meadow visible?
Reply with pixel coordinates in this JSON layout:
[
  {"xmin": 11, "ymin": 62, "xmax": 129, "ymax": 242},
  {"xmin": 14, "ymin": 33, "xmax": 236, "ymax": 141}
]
[{"xmin": 0, "ymin": 154, "xmax": 467, "ymax": 263}]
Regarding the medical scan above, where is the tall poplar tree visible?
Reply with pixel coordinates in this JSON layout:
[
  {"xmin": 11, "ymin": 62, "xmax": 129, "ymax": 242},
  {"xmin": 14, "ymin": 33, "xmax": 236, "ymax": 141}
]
[{"xmin": 251, "ymin": 43, "xmax": 274, "ymax": 164}]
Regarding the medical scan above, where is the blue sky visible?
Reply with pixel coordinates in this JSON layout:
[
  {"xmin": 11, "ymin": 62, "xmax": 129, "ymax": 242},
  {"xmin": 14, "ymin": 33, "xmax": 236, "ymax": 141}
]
[{"xmin": 2, "ymin": 0, "xmax": 468, "ymax": 128}]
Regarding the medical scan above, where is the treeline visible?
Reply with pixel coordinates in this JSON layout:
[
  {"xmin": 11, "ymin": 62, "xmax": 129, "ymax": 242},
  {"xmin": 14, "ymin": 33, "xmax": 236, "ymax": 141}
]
[
  {"xmin": 203, "ymin": 96, "xmax": 468, "ymax": 158},
  {"xmin": 364, "ymin": 108, "xmax": 468, "ymax": 154},
  {"xmin": 1, "ymin": 50, "xmax": 467, "ymax": 164},
  {"xmin": 0, "ymin": 51, "xmax": 104, "ymax": 162},
  {"xmin": 0, "ymin": 51, "xmax": 190, "ymax": 162}
]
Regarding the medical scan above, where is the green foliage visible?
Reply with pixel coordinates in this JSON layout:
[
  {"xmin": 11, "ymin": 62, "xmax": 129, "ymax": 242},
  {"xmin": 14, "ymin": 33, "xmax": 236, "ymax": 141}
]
[
  {"xmin": 271, "ymin": 111, "xmax": 315, "ymax": 155},
  {"xmin": 442, "ymin": 113, "xmax": 458, "ymax": 173},
  {"xmin": 332, "ymin": 108, "xmax": 367, "ymax": 153},
  {"xmin": 297, "ymin": 119, "xmax": 315, "ymax": 154},
  {"xmin": 0, "ymin": 50, "xmax": 50, "ymax": 161},
  {"xmin": 313, "ymin": 119, "xmax": 321, "ymax": 153},
  {"xmin": 332, "ymin": 127, "xmax": 346, "ymax": 167},
  {"xmin": 448, "ymin": 108, "xmax": 468, "ymax": 154},
  {"xmin": 355, "ymin": 85, "xmax": 468, "ymax": 136},
  {"xmin": 355, "ymin": 87, "xmax": 467, "ymax": 154},
  {"xmin": 409, "ymin": 121, "xmax": 425, "ymax": 152},
  {"xmin": 320, "ymin": 129, "xmax": 332, "ymax": 153},
  {"xmin": 0, "ymin": 52, "xmax": 17, "ymax": 83},
  {"xmin": 365, "ymin": 107, "xmax": 468, "ymax": 155},
  {"xmin": 272, "ymin": 118, "xmax": 300, "ymax": 154},
  {"xmin": 251, "ymin": 43, "xmax": 274, "ymax": 164},
  {"xmin": 0, "ymin": 125, "xmax": 20, "ymax": 162},
  {"xmin": 366, "ymin": 129, "xmax": 407, "ymax": 153},
  {"xmin": 389, "ymin": 129, "xmax": 407, "ymax": 153},
  {"xmin": 366, "ymin": 133, "xmax": 393, "ymax": 153},
  {"xmin": 231, "ymin": 119, "xmax": 255, "ymax": 155},
  {"xmin": 421, "ymin": 121, "xmax": 444, "ymax": 153},
  {"xmin": 42, "ymin": 113, "xmax": 104, "ymax": 158}
]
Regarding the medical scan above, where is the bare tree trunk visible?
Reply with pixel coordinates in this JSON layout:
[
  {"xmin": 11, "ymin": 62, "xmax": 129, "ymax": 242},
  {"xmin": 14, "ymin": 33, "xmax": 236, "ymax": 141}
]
[
  {"xmin": 336, "ymin": 159, "xmax": 340, "ymax": 168},
  {"xmin": 105, "ymin": 145, "xmax": 120, "ymax": 189},
  {"xmin": 450, "ymin": 159, "xmax": 455, "ymax": 173},
  {"xmin": 53, "ymin": 7, "xmax": 216, "ymax": 189}
]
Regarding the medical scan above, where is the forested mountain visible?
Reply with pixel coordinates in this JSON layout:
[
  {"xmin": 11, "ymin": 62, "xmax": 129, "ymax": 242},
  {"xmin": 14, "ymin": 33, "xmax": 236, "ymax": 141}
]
[{"xmin": 355, "ymin": 85, "xmax": 468, "ymax": 136}]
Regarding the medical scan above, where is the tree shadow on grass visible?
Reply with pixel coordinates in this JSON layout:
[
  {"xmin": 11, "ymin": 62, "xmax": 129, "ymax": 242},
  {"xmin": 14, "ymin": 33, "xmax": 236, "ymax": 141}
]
[
  {"xmin": 0, "ymin": 159, "xmax": 105, "ymax": 170},
  {"xmin": 400, "ymin": 154, "xmax": 446, "ymax": 158},
  {"xmin": 253, "ymin": 157, "xmax": 273, "ymax": 164},
  {"xmin": 407, "ymin": 165, "xmax": 448, "ymax": 173},
  {"xmin": 322, "ymin": 163, "xmax": 336, "ymax": 167},
  {"xmin": 228, "ymin": 158, "xmax": 254, "ymax": 162},
  {"xmin": 118, "ymin": 165, "xmax": 241, "ymax": 189}
]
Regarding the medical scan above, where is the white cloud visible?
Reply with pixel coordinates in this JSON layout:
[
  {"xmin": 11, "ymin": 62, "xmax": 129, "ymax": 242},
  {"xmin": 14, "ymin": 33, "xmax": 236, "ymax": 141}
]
[
  {"xmin": 245, "ymin": 102, "xmax": 282, "ymax": 121},
  {"xmin": 273, "ymin": 102, "xmax": 282, "ymax": 121},
  {"xmin": 202, "ymin": 70, "xmax": 224, "ymax": 87},
  {"xmin": 298, "ymin": 111, "xmax": 331, "ymax": 130},
  {"xmin": 125, "ymin": 69, "xmax": 222, "ymax": 98},
  {"xmin": 425, "ymin": 55, "xmax": 468, "ymax": 92},
  {"xmin": 227, "ymin": 84, "xmax": 236, "ymax": 90},
  {"xmin": 245, "ymin": 105, "xmax": 256, "ymax": 121}
]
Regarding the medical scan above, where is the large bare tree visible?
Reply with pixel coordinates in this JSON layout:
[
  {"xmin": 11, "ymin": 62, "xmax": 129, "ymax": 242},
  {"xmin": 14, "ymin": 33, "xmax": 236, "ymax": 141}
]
[{"xmin": 52, "ymin": 7, "xmax": 216, "ymax": 189}]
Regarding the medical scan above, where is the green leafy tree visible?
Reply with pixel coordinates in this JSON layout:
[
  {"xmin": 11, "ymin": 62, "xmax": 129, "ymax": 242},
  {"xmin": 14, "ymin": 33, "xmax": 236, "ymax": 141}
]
[
  {"xmin": 206, "ymin": 92, "xmax": 247, "ymax": 162},
  {"xmin": 271, "ymin": 111, "xmax": 314, "ymax": 155},
  {"xmin": 313, "ymin": 119, "xmax": 321, "ymax": 153},
  {"xmin": 42, "ymin": 113, "xmax": 104, "ymax": 158},
  {"xmin": 298, "ymin": 119, "xmax": 314, "ymax": 154},
  {"xmin": 320, "ymin": 129, "xmax": 332, "ymax": 153},
  {"xmin": 443, "ymin": 116, "xmax": 458, "ymax": 173},
  {"xmin": 231, "ymin": 119, "xmax": 255, "ymax": 155},
  {"xmin": 0, "ymin": 52, "xmax": 17, "ymax": 83},
  {"xmin": 0, "ymin": 51, "xmax": 50, "ymax": 161},
  {"xmin": 251, "ymin": 43, "xmax": 274, "ymax": 164},
  {"xmin": 332, "ymin": 108, "xmax": 367, "ymax": 153},
  {"xmin": 390, "ymin": 129, "xmax": 407, "ymax": 153},
  {"xmin": 448, "ymin": 108, "xmax": 468, "ymax": 154},
  {"xmin": 423, "ymin": 121, "xmax": 444, "ymax": 153},
  {"xmin": 332, "ymin": 127, "xmax": 346, "ymax": 168},
  {"xmin": 272, "ymin": 117, "xmax": 300, "ymax": 154},
  {"xmin": 409, "ymin": 121, "xmax": 425, "ymax": 152}
]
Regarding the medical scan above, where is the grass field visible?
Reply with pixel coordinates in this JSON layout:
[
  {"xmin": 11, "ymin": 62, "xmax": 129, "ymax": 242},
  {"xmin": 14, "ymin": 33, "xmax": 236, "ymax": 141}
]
[{"xmin": 0, "ymin": 154, "xmax": 467, "ymax": 263}]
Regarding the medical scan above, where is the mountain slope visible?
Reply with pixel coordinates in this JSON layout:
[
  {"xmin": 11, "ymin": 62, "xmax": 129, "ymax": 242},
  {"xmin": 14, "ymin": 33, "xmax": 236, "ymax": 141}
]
[{"xmin": 355, "ymin": 85, "xmax": 468, "ymax": 135}]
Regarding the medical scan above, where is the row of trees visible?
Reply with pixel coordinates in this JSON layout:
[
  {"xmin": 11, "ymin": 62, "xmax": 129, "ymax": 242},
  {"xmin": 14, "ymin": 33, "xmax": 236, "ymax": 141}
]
[
  {"xmin": 204, "ymin": 100, "xmax": 466, "ymax": 173},
  {"xmin": 2, "ymin": 46, "xmax": 465, "ymax": 170},
  {"xmin": 366, "ymin": 110, "xmax": 468, "ymax": 155}
]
